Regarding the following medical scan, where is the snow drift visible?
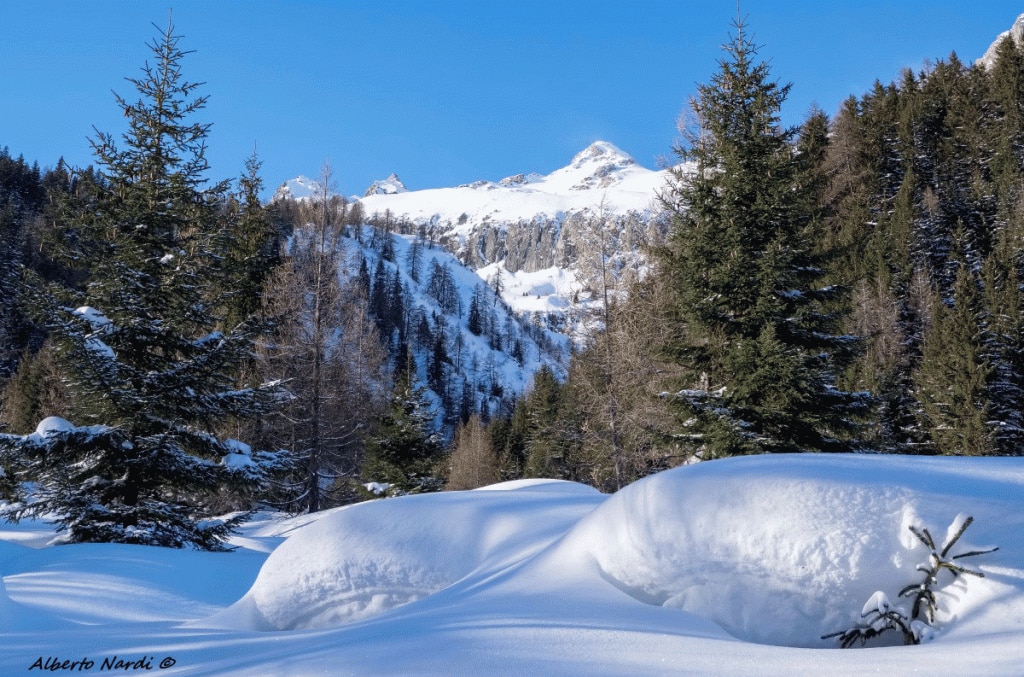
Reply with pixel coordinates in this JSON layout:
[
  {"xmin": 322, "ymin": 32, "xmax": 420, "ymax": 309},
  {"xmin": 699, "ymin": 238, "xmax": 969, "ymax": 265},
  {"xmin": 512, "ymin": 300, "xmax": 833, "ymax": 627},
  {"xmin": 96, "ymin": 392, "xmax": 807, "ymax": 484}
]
[
  {"xmin": 546, "ymin": 454, "xmax": 1020, "ymax": 647},
  {"xmin": 215, "ymin": 454, "xmax": 1022, "ymax": 651},
  {"xmin": 214, "ymin": 479, "xmax": 603, "ymax": 630},
  {"xmin": 3, "ymin": 454, "xmax": 1024, "ymax": 675}
]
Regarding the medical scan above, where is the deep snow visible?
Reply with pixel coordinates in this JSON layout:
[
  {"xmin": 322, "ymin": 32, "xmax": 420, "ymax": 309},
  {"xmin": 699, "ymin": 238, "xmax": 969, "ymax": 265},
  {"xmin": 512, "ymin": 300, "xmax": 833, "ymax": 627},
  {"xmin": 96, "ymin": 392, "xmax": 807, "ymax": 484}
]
[{"xmin": 2, "ymin": 454, "xmax": 1023, "ymax": 675}]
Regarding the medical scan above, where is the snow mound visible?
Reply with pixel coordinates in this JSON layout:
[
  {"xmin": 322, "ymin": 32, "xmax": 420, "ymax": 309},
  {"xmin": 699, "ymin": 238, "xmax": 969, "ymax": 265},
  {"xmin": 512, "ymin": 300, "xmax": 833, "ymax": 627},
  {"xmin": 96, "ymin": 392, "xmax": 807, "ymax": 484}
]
[
  {"xmin": 31, "ymin": 415, "xmax": 75, "ymax": 438},
  {"xmin": 217, "ymin": 480, "xmax": 601, "ymax": 630},
  {"xmin": 544, "ymin": 454, "xmax": 1021, "ymax": 648}
]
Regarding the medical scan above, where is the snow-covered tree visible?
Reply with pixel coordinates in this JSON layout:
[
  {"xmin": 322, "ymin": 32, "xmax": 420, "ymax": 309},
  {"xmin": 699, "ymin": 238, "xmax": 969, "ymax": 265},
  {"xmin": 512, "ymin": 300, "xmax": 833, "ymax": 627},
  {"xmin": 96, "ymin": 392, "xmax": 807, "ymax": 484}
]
[{"xmin": 0, "ymin": 21, "xmax": 287, "ymax": 549}]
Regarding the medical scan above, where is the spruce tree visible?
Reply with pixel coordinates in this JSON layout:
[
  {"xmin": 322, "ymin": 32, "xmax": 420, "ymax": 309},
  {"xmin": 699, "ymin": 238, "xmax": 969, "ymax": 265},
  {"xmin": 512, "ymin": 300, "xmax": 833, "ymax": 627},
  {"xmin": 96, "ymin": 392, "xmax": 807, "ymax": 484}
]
[
  {"xmin": 658, "ymin": 18, "xmax": 866, "ymax": 457},
  {"xmin": 360, "ymin": 368, "xmax": 443, "ymax": 495},
  {"xmin": 0, "ymin": 21, "xmax": 287, "ymax": 548},
  {"xmin": 916, "ymin": 261, "xmax": 993, "ymax": 455},
  {"xmin": 217, "ymin": 153, "xmax": 282, "ymax": 333}
]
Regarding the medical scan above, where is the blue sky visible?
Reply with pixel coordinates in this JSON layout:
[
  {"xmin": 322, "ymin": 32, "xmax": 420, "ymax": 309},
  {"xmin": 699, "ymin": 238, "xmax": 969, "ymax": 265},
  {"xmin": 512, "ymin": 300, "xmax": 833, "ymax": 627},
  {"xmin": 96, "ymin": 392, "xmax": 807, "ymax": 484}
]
[{"xmin": 1, "ymin": 1, "xmax": 1021, "ymax": 197}]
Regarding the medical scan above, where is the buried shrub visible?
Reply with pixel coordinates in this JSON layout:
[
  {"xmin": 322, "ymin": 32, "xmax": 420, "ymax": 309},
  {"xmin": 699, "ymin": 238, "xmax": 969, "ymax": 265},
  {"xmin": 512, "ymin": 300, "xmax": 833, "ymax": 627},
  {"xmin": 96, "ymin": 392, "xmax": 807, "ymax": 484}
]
[{"xmin": 823, "ymin": 514, "xmax": 997, "ymax": 648}]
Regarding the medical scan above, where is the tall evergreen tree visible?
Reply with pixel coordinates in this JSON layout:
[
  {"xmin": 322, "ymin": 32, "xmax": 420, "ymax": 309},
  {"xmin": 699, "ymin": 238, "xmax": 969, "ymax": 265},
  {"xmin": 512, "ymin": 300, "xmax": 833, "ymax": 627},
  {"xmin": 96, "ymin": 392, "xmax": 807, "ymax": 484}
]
[
  {"xmin": 217, "ymin": 152, "xmax": 282, "ymax": 332},
  {"xmin": 657, "ymin": 18, "xmax": 866, "ymax": 458},
  {"xmin": 360, "ymin": 368, "xmax": 443, "ymax": 495},
  {"xmin": 915, "ymin": 261, "xmax": 993, "ymax": 455},
  {"xmin": 0, "ymin": 22, "xmax": 287, "ymax": 548}
]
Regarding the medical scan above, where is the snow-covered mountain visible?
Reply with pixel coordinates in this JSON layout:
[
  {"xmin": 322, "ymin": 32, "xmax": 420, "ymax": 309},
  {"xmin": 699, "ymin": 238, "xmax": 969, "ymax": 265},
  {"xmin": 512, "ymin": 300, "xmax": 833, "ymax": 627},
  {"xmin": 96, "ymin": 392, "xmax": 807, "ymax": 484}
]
[
  {"xmin": 977, "ymin": 13, "xmax": 1024, "ymax": 69},
  {"xmin": 341, "ymin": 224, "xmax": 569, "ymax": 426},
  {"xmin": 270, "ymin": 143, "xmax": 673, "ymax": 429},
  {"xmin": 284, "ymin": 141, "xmax": 675, "ymax": 341},
  {"xmin": 272, "ymin": 174, "xmax": 321, "ymax": 201},
  {"xmin": 357, "ymin": 140, "xmax": 667, "ymax": 239},
  {"xmin": 363, "ymin": 172, "xmax": 408, "ymax": 196}
]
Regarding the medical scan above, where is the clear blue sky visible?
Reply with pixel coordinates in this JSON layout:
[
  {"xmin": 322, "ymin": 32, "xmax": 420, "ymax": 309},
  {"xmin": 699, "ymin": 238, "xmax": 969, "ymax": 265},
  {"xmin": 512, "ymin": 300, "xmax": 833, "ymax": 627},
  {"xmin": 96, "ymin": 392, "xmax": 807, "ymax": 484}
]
[{"xmin": 1, "ymin": 1, "xmax": 1021, "ymax": 197}]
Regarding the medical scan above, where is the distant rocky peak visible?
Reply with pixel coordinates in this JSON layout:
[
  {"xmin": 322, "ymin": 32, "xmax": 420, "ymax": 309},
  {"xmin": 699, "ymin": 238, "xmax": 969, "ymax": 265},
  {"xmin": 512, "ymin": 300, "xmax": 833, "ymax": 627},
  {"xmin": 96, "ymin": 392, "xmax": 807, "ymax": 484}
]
[
  {"xmin": 977, "ymin": 13, "xmax": 1024, "ymax": 69},
  {"xmin": 563, "ymin": 141, "xmax": 639, "ymax": 191},
  {"xmin": 498, "ymin": 172, "xmax": 543, "ymax": 187},
  {"xmin": 365, "ymin": 173, "xmax": 408, "ymax": 196},
  {"xmin": 273, "ymin": 174, "xmax": 321, "ymax": 201},
  {"xmin": 569, "ymin": 141, "xmax": 636, "ymax": 171}
]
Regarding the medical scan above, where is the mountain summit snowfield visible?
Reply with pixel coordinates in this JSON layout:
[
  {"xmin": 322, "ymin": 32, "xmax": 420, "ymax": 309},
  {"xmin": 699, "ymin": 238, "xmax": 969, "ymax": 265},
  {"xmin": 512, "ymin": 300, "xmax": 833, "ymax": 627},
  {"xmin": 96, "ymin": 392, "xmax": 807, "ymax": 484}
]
[
  {"xmin": 356, "ymin": 140, "xmax": 667, "ymax": 232},
  {"xmin": 2, "ymin": 454, "xmax": 1023, "ymax": 675}
]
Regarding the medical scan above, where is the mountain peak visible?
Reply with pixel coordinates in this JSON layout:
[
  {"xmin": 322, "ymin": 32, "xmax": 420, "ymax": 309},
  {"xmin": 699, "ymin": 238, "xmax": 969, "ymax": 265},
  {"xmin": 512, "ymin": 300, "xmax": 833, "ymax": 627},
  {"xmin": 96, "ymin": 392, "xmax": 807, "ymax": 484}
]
[
  {"xmin": 977, "ymin": 13, "xmax": 1024, "ymax": 69},
  {"xmin": 273, "ymin": 174, "xmax": 321, "ymax": 201},
  {"xmin": 365, "ymin": 173, "xmax": 408, "ymax": 197},
  {"xmin": 569, "ymin": 141, "xmax": 636, "ymax": 170},
  {"xmin": 555, "ymin": 141, "xmax": 640, "ymax": 191}
]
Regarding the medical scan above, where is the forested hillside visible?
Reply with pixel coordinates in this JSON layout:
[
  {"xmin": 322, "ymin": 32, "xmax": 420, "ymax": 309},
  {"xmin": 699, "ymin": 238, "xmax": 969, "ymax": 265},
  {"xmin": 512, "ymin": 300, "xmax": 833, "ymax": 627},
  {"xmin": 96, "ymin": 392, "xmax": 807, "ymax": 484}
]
[{"xmin": 482, "ymin": 17, "xmax": 1024, "ymax": 490}]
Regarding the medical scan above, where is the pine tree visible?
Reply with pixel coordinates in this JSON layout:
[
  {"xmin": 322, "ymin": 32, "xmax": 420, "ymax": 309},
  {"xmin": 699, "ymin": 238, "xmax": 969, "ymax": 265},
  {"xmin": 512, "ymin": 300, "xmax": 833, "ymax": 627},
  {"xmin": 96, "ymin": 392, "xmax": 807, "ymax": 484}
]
[
  {"xmin": 360, "ymin": 368, "xmax": 443, "ymax": 495},
  {"xmin": 915, "ymin": 262, "xmax": 993, "ymax": 455},
  {"xmin": 0, "ymin": 21, "xmax": 287, "ymax": 549},
  {"xmin": 657, "ymin": 18, "xmax": 866, "ymax": 458}
]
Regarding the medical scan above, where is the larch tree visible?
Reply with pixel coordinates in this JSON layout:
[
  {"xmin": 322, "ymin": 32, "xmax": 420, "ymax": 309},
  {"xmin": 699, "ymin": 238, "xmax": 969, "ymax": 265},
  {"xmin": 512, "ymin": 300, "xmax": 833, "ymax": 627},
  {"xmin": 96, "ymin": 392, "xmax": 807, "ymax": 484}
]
[
  {"xmin": 657, "ymin": 18, "xmax": 867, "ymax": 458},
  {"xmin": 258, "ymin": 164, "xmax": 389, "ymax": 512},
  {"xmin": 445, "ymin": 414, "xmax": 500, "ymax": 491},
  {"xmin": 0, "ymin": 21, "xmax": 287, "ymax": 549}
]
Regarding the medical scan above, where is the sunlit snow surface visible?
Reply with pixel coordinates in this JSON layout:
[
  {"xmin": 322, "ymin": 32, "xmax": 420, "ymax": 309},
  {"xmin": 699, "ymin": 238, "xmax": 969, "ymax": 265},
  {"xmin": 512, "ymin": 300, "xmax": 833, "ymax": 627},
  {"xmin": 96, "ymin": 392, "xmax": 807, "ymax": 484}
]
[{"xmin": 2, "ymin": 455, "xmax": 1024, "ymax": 675}]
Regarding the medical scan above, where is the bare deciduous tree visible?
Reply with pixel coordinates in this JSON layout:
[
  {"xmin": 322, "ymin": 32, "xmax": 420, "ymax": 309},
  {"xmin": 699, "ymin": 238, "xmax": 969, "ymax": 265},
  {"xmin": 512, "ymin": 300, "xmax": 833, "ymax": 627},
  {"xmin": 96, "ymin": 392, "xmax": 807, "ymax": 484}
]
[{"xmin": 259, "ymin": 163, "xmax": 389, "ymax": 512}]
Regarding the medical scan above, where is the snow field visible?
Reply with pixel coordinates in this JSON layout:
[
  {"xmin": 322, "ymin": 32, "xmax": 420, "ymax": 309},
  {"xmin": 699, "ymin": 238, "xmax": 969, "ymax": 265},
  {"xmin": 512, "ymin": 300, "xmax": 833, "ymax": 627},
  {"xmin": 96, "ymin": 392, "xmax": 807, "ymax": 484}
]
[{"xmin": 2, "ymin": 454, "xmax": 1023, "ymax": 675}]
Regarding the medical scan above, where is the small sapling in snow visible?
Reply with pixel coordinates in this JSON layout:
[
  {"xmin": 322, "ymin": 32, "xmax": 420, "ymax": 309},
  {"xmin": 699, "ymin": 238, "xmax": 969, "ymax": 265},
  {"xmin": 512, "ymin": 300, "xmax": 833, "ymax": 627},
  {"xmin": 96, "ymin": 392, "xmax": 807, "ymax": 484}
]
[
  {"xmin": 822, "ymin": 514, "xmax": 997, "ymax": 647},
  {"xmin": 898, "ymin": 515, "xmax": 997, "ymax": 624}
]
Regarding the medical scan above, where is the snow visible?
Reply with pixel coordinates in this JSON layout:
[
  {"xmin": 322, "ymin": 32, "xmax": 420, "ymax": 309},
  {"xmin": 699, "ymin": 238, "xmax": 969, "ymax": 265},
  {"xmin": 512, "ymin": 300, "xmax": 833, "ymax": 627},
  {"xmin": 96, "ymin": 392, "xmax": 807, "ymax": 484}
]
[
  {"xmin": 356, "ymin": 140, "xmax": 668, "ymax": 237},
  {"xmin": 71, "ymin": 305, "xmax": 116, "ymax": 359},
  {"xmin": 277, "ymin": 142, "xmax": 679, "ymax": 347},
  {"xmin": 272, "ymin": 174, "xmax": 320, "ymax": 200},
  {"xmin": 479, "ymin": 262, "xmax": 582, "ymax": 316},
  {"xmin": 31, "ymin": 415, "xmax": 75, "ymax": 438},
  {"xmin": 346, "ymin": 226, "xmax": 569, "ymax": 418},
  {"xmin": 72, "ymin": 306, "xmax": 111, "ymax": 329},
  {"xmin": 364, "ymin": 172, "xmax": 408, "ymax": 196},
  {"xmin": 3, "ymin": 454, "xmax": 1024, "ymax": 675},
  {"xmin": 977, "ymin": 13, "xmax": 1024, "ymax": 69}
]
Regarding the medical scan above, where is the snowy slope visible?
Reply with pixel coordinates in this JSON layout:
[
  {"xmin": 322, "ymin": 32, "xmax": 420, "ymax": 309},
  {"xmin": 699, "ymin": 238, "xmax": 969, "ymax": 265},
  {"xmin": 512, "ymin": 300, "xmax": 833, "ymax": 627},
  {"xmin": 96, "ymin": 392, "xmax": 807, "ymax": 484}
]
[
  {"xmin": 344, "ymin": 225, "xmax": 568, "ymax": 423},
  {"xmin": 2, "ymin": 454, "xmax": 1023, "ymax": 675}
]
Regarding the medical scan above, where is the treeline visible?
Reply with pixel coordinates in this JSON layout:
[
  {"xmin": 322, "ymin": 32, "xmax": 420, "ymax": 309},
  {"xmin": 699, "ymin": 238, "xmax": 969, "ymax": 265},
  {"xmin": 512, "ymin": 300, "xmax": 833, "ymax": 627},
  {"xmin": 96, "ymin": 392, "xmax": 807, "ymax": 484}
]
[{"xmin": 446, "ymin": 20, "xmax": 1024, "ymax": 492}]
